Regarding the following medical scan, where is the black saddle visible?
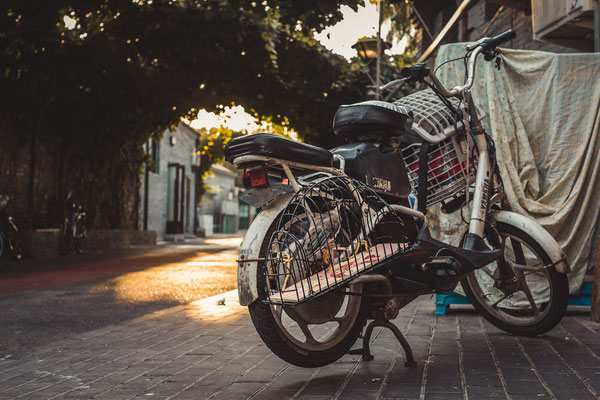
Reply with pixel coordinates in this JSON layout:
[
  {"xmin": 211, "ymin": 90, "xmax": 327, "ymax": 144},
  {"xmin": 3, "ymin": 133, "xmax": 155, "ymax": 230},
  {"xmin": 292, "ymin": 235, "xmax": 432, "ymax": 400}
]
[
  {"xmin": 224, "ymin": 133, "xmax": 333, "ymax": 167},
  {"xmin": 333, "ymin": 100, "xmax": 413, "ymax": 141}
]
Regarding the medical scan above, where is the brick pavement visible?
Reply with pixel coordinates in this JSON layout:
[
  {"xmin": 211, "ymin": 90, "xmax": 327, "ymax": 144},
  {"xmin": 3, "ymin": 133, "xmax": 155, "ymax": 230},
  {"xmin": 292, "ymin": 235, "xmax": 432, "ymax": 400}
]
[{"xmin": 0, "ymin": 291, "xmax": 599, "ymax": 400}]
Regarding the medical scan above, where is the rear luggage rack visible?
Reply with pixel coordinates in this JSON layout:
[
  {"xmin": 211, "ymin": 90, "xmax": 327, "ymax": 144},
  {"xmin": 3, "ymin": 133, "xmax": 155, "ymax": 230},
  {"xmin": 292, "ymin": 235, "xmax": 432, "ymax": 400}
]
[{"xmin": 263, "ymin": 176, "xmax": 410, "ymax": 306}]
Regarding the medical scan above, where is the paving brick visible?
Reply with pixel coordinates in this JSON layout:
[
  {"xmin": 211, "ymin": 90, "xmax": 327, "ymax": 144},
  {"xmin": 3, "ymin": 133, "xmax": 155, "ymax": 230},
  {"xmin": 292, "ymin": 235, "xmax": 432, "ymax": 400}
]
[
  {"xmin": 465, "ymin": 385, "xmax": 506, "ymax": 398},
  {"xmin": 504, "ymin": 379, "xmax": 549, "ymax": 396},
  {"xmin": 548, "ymin": 386, "xmax": 600, "ymax": 400},
  {"xmin": 144, "ymin": 381, "xmax": 192, "ymax": 396},
  {"xmin": 2, "ymin": 294, "xmax": 599, "ymax": 399},
  {"xmin": 216, "ymin": 381, "xmax": 264, "ymax": 395},
  {"xmin": 422, "ymin": 393, "xmax": 464, "ymax": 400},
  {"xmin": 248, "ymin": 389, "xmax": 297, "ymax": 400},
  {"xmin": 170, "ymin": 387, "xmax": 218, "ymax": 399}
]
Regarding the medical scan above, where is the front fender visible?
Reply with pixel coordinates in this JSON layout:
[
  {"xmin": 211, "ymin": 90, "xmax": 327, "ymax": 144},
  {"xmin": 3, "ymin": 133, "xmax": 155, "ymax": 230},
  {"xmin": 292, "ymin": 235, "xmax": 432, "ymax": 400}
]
[
  {"xmin": 237, "ymin": 193, "xmax": 293, "ymax": 306},
  {"xmin": 493, "ymin": 210, "xmax": 570, "ymax": 274}
]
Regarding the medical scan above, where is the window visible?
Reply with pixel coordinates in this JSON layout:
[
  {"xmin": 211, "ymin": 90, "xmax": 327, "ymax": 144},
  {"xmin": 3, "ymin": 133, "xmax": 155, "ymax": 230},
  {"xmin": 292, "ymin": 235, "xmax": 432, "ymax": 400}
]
[
  {"xmin": 149, "ymin": 140, "xmax": 160, "ymax": 173},
  {"xmin": 485, "ymin": 1, "xmax": 501, "ymax": 21}
]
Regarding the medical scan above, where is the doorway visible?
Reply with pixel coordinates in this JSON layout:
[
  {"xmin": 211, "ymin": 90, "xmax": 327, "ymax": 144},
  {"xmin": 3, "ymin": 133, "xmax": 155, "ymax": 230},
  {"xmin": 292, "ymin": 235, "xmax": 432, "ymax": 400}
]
[{"xmin": 166, "ymin": 163, "xmax": 185, "ymax": 234}]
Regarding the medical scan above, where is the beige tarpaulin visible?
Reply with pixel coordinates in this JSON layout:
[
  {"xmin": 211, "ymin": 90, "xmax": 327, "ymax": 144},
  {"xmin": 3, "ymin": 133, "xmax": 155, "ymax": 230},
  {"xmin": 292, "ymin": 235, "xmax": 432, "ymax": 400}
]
[{"xmin": 429, "ymin": 44, "xmax": 600, "ymax": 300}]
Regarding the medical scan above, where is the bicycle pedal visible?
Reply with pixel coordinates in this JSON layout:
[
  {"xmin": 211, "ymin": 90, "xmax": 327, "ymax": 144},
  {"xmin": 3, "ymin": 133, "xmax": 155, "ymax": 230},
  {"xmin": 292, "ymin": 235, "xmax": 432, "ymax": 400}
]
[{"xmin": 422, "ymin": 256, "xmax": 459, "ymax": 276}]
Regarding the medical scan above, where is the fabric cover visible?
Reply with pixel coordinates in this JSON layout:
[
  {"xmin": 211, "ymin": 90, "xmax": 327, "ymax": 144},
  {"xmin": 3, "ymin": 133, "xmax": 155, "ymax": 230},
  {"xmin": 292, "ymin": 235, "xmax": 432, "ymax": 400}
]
[
  {"xmin": 333, "ymin": 100, "xmax": 413, "ymax": 140},
  {"xmin": 224, "ymin": 133, "xmax": 333, "ymax": 167},
  {"xmin": 430, "ymin": 44, "xmax": 600, "ymax": 303}
]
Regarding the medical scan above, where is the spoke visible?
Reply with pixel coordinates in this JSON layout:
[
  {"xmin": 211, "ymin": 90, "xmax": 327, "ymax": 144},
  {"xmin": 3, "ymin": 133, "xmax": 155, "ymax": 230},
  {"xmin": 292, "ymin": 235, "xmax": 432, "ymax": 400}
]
[
  {"xmin": 481, "ymin": 266, "xmax": 495, "ymax": 278},
  {"xmin": 296, "ymin": 320, "xmax": 319, "ymax": 345},
  {"xmin": 491, "ymin": 294, "xmax": 510, "ymax": 308},
  {"xmin": 520, "ymin": 281, "xmax": 541, "ymax": 316},
  {"xmin": 274, "ymin": 305, "xmax": 283, "ymax": 319}
]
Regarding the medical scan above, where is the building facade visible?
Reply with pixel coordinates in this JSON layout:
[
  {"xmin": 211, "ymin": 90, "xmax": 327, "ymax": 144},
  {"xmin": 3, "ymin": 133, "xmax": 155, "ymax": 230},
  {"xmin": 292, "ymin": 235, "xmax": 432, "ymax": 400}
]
[
  {"xmin": 197, "ymin": 164, "xmax": 256, "ymax": 236},
  {"xmin": 411, "ymin": 0, "xmax": 591, "ymax": 60},
  {"xmin": 141, "ymin": 123, "xmax": 200, "ymax": 241}
]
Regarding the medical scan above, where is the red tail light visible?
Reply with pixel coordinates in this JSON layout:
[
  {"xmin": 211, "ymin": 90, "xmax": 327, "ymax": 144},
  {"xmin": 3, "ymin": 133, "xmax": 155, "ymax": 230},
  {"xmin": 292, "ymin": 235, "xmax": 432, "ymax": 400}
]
[{"xmin": 244, "ymin": 168, "xmax": 268, "ymax": 188}]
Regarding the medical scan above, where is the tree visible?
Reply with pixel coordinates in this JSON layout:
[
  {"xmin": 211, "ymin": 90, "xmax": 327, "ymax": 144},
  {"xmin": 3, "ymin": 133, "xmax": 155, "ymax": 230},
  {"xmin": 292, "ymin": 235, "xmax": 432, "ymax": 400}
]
[
  {"xmin": 2, "ymin": 0, "xmax": 419, "ymax": 228},
  {"xmin": 2, "ymin": 0, "xmax": 370, "ymax": 147},
  {"xmin": 1, "ymin": 0, "xmax": 374, "ymax": 228}
]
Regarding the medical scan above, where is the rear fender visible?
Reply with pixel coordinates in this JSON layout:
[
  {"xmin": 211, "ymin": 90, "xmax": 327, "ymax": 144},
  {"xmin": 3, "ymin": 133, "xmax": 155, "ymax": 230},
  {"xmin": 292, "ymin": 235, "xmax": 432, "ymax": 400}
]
[
  {"xmin": 493, "ymin": 210, "xmax": 570, "ymax": 274},
  {"xmin": 237, "ymin": 193, "xmax": 293, "ymax": 306}
]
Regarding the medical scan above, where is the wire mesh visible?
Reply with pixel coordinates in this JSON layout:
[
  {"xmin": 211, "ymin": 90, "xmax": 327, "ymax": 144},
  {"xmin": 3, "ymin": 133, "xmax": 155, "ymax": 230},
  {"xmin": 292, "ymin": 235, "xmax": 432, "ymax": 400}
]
[
  {"xmin": 264, "ymin": 176, "xmax": 410, "ymax": 306},
  {"xmin": 402, "ymin": 135, "xmax": 478, "ymax": 207},
  {"xmin": 394, "ymin": 88, "xmax": 482, "ymax": 143},
  {"xmin": 392, "ymin": 88, "xmax": 480, "ymax": 207}
]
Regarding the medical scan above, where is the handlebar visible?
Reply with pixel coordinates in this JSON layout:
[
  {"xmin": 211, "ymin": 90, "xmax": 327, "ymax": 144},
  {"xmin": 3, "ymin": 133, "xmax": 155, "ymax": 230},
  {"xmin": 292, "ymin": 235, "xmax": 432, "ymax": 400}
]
[
  {"xmin": 379, "ymin": 30, "xmax": 515, "ymax": 99},
  {"xmin": 466, "ymin": 29, "xmax": 516, "ymax": 52},
  {"xmin": 430, "ymin": 29, "xmax": 515, "ymax": 98}
]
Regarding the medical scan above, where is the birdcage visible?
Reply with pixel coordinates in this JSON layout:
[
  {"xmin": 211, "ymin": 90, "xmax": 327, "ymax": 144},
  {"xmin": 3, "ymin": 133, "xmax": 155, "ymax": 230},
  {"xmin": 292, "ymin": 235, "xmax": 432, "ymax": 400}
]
[
  {"xmin": 394, "ymin": 89, "xmax": 480, "ymax": 207},
  {"xmin": 263, "ymin": 176, "xmax": 410, "ymax": 306}
]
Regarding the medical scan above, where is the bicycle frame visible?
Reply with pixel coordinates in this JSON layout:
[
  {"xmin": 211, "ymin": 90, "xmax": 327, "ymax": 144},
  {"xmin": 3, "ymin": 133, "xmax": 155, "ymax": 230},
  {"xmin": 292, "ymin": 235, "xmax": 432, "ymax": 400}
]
[
  {"xmin": 426, "ymin": 47, "xmax": 495, "ymax": 242},
  {"xmin": 234, "ymin": 40, "xmax": 569, "ymax": 306}
]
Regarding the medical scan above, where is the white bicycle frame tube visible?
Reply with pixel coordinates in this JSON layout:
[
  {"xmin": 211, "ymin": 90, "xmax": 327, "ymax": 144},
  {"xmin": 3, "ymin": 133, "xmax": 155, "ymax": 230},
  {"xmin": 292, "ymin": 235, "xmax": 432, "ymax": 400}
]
[
  {"xmin": 468, "ymin": 133, "xmax": 491, "ymax": 237},
  {"xmin": 427, "ymin": 46, "xmax": 490, "ymax": 239}
]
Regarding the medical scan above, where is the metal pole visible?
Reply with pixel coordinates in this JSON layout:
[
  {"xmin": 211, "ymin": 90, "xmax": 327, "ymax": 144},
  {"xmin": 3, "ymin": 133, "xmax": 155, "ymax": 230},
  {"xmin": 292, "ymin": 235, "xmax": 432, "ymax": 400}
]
[
  {"xmin": 595, "ymin": 0, "xmax": 600, "ymax": 52},
  {"xmin": 143, "ymin": 141, "xmax": 149, "ymax": 230},
  {"xmin": 408, "ymin": 0, "xmax": 434, "ymax": 41},
  {"xmin": 417, "ymin": 0, "xmax": 472, "ymax": 63},
  {"xmin": 375, "ymin": 0, "xmax": 383, "ymax": 100}
]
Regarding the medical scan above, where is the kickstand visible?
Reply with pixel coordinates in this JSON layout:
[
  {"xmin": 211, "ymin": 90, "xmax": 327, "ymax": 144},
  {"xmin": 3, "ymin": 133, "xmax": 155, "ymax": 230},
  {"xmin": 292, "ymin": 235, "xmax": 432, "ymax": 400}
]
[{"xmin": 349, "ymin": 318, "xmax": 417, "ymax": 367}]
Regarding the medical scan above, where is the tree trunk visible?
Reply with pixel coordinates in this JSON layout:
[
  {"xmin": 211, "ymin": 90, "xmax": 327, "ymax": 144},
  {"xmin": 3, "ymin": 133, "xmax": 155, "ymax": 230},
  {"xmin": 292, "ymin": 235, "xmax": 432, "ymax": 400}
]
[{"xmin": 592, "ymin": 234, "xmax": 600, "ymax": 322}]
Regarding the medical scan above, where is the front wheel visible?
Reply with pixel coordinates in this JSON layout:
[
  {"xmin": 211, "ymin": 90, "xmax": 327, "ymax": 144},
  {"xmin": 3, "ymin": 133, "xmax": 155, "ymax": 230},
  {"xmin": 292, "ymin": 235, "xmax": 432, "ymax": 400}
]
[{"xmin": 461, "ymin": 222, "xmax": 569, "ymax": 336}]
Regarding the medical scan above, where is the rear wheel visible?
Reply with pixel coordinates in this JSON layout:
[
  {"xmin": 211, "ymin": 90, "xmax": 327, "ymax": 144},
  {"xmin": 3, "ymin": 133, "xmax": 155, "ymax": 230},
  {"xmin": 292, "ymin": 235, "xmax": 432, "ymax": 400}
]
[
  {"xmin": 7, "ymin": 233, "xmax": 24, "ymax": 260},
  {"xmin": 461, "ymin": 222, "xmax": 569, "ymax": 336},
  {"xmin": 248, "ymin": 209, "xmax": 367, "ymax": 368},
  {"xmin": 73, "ymin": 219, "xmax": 86, "ymax": 254}
]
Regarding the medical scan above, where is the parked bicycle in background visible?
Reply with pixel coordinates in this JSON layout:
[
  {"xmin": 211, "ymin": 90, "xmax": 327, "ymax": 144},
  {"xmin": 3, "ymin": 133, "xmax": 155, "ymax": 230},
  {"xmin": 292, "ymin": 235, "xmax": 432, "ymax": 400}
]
[
  {"xmin": 59, "ymin": 191, "xmax": 87, "ymax": 255},
  {"xmin": 0, "ymin": 195, "xmax": 24, "ymax": 260}
]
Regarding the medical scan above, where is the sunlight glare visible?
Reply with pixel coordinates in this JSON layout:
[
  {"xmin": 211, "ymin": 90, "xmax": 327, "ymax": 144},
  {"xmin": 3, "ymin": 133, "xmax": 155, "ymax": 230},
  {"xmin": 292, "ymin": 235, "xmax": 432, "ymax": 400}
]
[
  {"xmin": 315, "ymin": 3, "xmax": 409, "ymax": 60},
  {"xmin": 188, "ymin": 106, "xmax": 298, "ymax": 140},
  {"xmin": 63, "ymin": 15, "xmax": 77, "ymax": 30}
]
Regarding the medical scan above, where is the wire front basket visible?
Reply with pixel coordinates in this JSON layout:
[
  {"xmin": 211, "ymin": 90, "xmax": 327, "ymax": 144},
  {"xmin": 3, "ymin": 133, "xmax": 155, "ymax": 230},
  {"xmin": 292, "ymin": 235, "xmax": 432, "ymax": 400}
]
[
  {"xmin": 264, "ymin": 176, "xmax": 410, "ymax": 306},
  {"xmin": 394, "ymin": 88, "xmax": 482, "ymax": 207},
  {"xmin": 402, "ymin": 135, "xmax": 478, "ymax": 207}
]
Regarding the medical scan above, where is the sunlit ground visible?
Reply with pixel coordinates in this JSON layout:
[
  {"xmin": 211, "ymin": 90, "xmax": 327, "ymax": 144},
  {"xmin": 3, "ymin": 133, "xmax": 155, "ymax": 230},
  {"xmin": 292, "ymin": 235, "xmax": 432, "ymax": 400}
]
[
  {"xmin": 0, "ymin": 240, "xmax": 247, "ymax": 354},
  {"xmin": 89, "ymin": 239, "xmax": 242, "ymax": 304},
  {"xmin": 184, "ymin": 289, "xmax": 246, "ymax": 324}
]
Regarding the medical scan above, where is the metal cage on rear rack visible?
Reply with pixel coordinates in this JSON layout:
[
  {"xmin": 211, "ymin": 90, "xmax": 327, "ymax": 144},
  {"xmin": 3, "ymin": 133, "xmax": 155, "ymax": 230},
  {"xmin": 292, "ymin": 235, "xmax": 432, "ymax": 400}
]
[
  {"xmin": 394, "ymin": 89, "xmax": 480, "ymax": 207},
  {"xmin": 264, "ymin": 176, "xmax": 410, "ymax": 306}
]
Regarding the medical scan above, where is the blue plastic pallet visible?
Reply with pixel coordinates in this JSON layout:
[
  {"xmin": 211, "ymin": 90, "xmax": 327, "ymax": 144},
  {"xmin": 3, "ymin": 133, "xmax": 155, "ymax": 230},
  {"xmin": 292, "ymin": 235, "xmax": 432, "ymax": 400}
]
[{"xmin": 435, "ymin": 281, "xmax": 592, "ymax": 315}]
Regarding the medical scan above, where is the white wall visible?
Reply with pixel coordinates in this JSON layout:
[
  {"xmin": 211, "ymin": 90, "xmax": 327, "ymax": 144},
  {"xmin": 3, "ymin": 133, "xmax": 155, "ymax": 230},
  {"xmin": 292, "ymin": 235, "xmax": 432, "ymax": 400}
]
[{"xmin": 141, "ymin": 124, "xmax": 198, "ymax": 241}]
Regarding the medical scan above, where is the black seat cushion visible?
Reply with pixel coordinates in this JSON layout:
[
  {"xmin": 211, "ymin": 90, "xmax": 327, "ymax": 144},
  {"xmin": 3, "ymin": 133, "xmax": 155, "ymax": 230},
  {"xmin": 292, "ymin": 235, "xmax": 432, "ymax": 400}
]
[
  {"xmin": 224, "ymin": 133, "xmax": 333, "ymax": 167},
  {"xmin": 333, "ymin": 100, "xmax": 413, "ymax": 141}
]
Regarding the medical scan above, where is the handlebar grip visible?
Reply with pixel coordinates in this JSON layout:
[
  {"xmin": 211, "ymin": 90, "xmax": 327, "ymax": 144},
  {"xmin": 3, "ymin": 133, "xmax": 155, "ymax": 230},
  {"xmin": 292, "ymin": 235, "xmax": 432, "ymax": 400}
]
[
  {"xmin": 400, "ymin": 63, "xmax": 429, "ymax": 83},
  {"xmin": 482, "ymin": 29, "xmax": 516, "ymax": 51}
]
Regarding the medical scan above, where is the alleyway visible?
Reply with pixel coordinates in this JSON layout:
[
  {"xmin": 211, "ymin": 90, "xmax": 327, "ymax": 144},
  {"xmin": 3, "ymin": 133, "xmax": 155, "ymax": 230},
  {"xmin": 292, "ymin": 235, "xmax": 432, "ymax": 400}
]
[{"xmin": 0, "ymin": 237, "xmax": 599, "ymax": 399}]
